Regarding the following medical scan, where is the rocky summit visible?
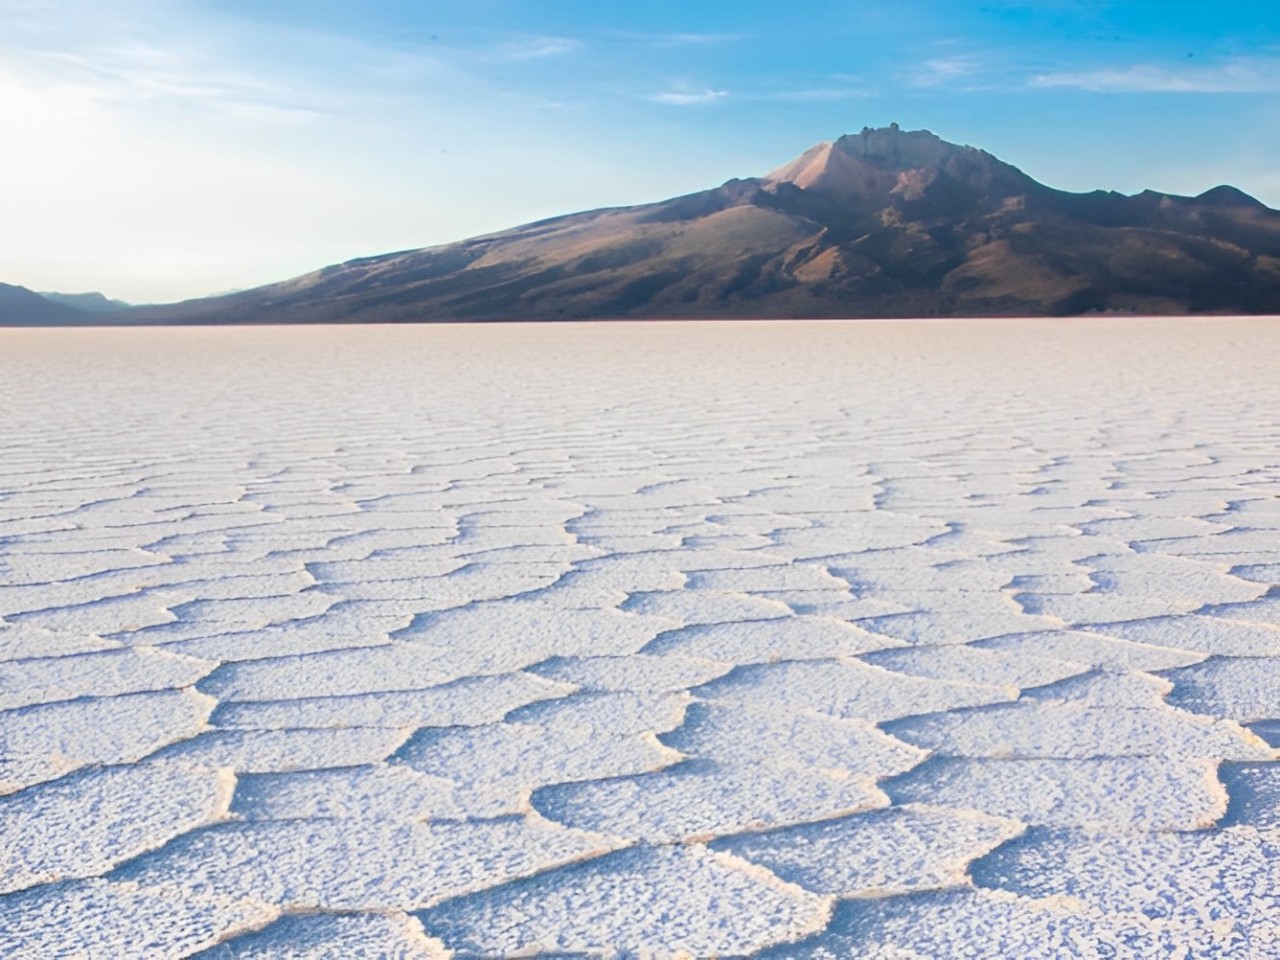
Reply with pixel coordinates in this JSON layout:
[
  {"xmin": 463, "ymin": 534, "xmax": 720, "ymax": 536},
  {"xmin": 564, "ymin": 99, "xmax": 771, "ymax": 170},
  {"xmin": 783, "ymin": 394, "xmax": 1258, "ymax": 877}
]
[{"xmin": 21, "ymin": 126, "xmax": 1280, "ymax": 324}]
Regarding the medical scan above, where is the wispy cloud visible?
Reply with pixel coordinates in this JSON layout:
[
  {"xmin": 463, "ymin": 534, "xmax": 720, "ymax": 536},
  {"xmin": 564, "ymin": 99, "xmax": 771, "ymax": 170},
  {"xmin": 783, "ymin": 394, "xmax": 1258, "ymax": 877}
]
[
  {"xmin": 1, "ymin": 2, "xmax": 334, "ymax": 127},
  {"xmin": 760, "ymin": 84, "xmax": 872, "ymax": 102},
  {"xmin": 651, "ymin": 32, "xmax": 741, "ymax": 47},
  {"xmin": 1032, "ymin": 58, "xmax": 1280, "ymax": 93},
  {"xmin": 906, "ymin": 54, "xmax": 984, "ymax": 88},
  {"xmin": 608, "ymin": 31, "xmax": 741, "ymax": 48},
  {"xmin": 28, "ymin": 42, "xmax": 327, "ymax": 122},
  {"xmin": 650, "ymin": 86, "xmax": 729, "ymax": 106},
  {"xmin": 490, "ymin": 35, "xmax": 579, "ymax": 62}
]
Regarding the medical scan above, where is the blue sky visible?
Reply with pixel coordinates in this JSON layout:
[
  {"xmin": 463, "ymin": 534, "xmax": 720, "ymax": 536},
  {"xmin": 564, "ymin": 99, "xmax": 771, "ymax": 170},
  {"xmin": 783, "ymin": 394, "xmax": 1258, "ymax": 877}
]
[{"xmin": 3, "ymin": 0, "xmax": 1279, "ymax": 302}]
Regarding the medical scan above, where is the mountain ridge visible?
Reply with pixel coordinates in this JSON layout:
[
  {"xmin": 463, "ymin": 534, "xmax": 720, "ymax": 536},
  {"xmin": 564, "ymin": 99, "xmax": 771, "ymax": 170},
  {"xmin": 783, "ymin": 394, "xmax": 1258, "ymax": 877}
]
[{"xmin": 8, "ymin": 126, "xmax": 1280, "ymax": 325}]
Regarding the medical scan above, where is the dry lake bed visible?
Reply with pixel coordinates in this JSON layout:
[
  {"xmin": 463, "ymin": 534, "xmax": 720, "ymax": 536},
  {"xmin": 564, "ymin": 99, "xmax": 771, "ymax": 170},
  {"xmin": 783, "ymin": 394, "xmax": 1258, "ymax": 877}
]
[{"xmin": 1, "ymin": 319, "xmax": 1278, "ymax": 958}]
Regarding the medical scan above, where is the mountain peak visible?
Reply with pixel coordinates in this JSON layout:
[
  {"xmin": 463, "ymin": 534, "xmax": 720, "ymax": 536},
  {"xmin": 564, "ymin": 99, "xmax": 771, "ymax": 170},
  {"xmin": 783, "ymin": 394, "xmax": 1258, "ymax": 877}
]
[
  {"xmin": 833, "ymin": 124, "xmax": 964, "ymax": 168},
  {"xmin": 1195, "ymin": 184, "xmax": 1267, "ymax": 209},
  {"xmin": 766, "ymin": 126, "xmax": 970, "ymax": 182},
  {"xmin": 764, "ymin": 125, "xmax": 1024, "ymax": 200}
]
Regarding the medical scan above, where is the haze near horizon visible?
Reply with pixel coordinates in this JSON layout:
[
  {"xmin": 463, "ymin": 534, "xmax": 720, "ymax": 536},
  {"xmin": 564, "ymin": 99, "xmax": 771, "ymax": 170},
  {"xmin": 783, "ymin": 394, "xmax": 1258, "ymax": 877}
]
[{"xmin": 4, "ymin": 0, "xmax": 1280, "ymax": 302}]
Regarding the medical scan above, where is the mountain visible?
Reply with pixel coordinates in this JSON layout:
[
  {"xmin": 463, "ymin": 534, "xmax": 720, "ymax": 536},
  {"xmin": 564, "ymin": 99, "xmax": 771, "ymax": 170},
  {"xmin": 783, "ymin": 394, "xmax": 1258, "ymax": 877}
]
[
  {"xmin": 39, "ymin": 291, "xmax": 131, "ymax": 313},
  {"xmin": 25, "ymin": 126, "xmax": 1280, "ymax": 325},
  {"xmin": 0, "ymin": 283, "xmax": 97, "ymax": 325}
]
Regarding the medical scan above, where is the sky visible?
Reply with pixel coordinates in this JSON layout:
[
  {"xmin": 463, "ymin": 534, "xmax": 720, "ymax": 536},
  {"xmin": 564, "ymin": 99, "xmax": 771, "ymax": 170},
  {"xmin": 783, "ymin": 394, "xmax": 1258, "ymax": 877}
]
[{"xmin": 4, "ymin": 0, "xmax": 1280, "ymax": 303}]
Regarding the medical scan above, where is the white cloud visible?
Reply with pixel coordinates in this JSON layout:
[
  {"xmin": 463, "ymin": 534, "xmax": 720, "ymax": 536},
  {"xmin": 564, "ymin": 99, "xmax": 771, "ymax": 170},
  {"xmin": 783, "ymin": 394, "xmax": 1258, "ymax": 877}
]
[
  {"xmin": 650, "ymin": 87, "xmax": 729, "ymax": 106},
  {"xmin": 1032, "ymin": 58, "xmax": 1280, "ymax": 93}
]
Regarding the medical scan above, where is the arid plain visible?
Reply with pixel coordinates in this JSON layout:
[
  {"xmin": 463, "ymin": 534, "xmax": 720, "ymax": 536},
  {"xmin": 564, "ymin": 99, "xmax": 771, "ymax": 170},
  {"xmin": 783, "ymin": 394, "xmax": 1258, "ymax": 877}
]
[{"xmin": 1, "ymin": 319, "xmax": 1277, "ymax": 957}]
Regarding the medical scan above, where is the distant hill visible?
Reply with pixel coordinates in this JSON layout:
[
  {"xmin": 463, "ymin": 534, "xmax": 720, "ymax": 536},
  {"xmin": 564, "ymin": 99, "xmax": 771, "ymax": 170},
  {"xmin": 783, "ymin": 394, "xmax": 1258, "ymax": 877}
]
[
  {"xmin": 39, "ymin": 291, "xmax": 131, "ymax": 314},
  {"xmin": 0, "ymin": 285, "xmax": 131, "ymax": 325},
  {"xmin": 0, "ymin": 283, "xmax": 94, "ymax": 325},
  {"xmin": 14, "ymin": 126, "xmax": 1280, "ymax": 325}
]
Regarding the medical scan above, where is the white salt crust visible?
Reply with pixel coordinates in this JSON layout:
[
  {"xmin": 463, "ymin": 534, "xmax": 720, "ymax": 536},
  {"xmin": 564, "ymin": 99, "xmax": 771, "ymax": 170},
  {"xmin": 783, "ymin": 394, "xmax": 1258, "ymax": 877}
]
[{"xmin": 1, "ymin": 320, "xmax": 1278, "ymax": 956}]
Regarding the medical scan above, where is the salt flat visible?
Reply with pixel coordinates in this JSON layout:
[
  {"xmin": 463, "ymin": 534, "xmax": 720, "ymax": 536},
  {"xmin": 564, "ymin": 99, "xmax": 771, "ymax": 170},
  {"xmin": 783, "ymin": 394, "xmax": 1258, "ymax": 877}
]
[{"xmin": 0, "ymin": 319, "xmax": 1277, "ymax": 958}]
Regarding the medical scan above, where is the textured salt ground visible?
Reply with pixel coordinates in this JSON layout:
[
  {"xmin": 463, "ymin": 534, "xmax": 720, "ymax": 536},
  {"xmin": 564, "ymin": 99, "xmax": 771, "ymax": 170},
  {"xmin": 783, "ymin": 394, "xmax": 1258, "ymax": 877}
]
[{"xmin": 0, "ymin": 319, "xmax": 1278, "ymax": 958}]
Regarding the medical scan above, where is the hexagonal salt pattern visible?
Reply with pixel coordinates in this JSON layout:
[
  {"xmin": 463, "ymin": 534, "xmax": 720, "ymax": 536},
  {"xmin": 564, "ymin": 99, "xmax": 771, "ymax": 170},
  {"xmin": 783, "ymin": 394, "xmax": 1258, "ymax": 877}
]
[{"xmin": 1, "ymin": 320, "xmax": 1278, "ymax": 956}]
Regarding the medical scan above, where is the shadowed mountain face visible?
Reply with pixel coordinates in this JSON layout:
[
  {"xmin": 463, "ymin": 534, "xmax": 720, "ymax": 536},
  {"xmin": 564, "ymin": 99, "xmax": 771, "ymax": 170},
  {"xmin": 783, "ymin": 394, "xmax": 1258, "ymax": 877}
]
[{"xmin": 37, "ymin": 127, "xmax": 1280, "ymax": 324}]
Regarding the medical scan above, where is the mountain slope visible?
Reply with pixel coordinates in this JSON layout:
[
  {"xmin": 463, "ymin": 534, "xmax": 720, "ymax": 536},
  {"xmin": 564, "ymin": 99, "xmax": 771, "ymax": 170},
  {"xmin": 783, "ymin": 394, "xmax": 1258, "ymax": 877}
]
[{"xmin": 45, "ymin": 127, "xmax": 1280, "ymax": 324}]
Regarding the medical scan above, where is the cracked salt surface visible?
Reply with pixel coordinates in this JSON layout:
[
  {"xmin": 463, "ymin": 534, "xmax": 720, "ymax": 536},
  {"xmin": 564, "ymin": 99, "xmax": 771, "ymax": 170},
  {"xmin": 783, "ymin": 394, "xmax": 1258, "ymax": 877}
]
[{"xmin": 0, "ymin": 319, "xmax": 1278, "ymax": 957}]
